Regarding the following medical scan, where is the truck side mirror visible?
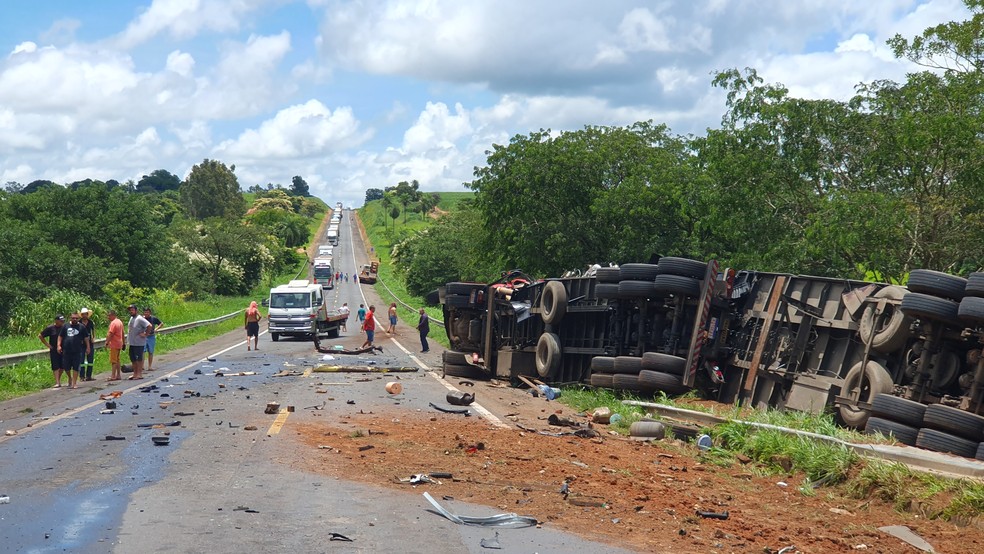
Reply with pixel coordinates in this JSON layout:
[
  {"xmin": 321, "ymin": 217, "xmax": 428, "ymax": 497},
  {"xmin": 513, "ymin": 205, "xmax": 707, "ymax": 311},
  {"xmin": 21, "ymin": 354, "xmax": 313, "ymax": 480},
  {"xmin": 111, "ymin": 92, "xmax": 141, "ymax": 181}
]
[{"xmin": 261, "ymin": 299, "xmax": 269, "ymax": 307}]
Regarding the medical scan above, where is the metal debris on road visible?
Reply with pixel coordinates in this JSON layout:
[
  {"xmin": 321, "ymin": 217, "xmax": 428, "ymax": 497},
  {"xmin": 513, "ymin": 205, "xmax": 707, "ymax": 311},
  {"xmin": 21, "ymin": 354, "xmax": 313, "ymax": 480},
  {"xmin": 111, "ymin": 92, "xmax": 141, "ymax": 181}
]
[
  {"xmin": 446, "ymin": 391, "xmax": 475, "ymax": 406},
  {"xmin": 696, "ymin": 510, "xmax": 729, "ymax": 520},
  {"xmin": 878, "ymin": 525, "xmax": 935, "ymax": 553},
  {"xmin": 313, "ymin": 364, "xmax": 417, "ymax": 373},
  {"xmin": 422, "ymin": 492, "xmax": 537, "ymax": 528},
  {"xmin": 429, "ymin": 402, "xmax": 471, "ymax": 416},
  {"xmin": 103, "ymin": 435, "xmax": 126, "ymax": 441},
  {"xmin": 328, "ymin": 533, "xmax": 353, "ymax": 542},
  {"xmin": 479, "ymin": 531, "xmax": 502, "ymax": 549}
]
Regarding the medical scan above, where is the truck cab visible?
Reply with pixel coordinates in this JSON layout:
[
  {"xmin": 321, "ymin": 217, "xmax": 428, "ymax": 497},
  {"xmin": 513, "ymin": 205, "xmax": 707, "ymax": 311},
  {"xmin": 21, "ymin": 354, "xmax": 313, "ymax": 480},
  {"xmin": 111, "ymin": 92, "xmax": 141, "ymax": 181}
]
[
  {"xmin": 312, "ymin": 258, "xmax": 334, "ymax": 289},
  {"xmin": 267, "ymin": 280, "xmax": 327, "ymax": 341}
]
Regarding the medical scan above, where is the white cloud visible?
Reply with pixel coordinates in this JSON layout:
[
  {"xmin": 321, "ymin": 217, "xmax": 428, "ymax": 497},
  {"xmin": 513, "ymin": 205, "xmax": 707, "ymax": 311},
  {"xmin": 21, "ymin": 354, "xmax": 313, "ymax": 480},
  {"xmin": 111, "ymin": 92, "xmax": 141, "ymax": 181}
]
[
  {"xmin": 115, "ymin": 0, "xmax": 275, "ymax": 48},
  {"xmin": 214, "ymin": 99, "xmax": 371, "ymax": 159},
  {"xmin": 165, "ymin": 50, "xmax": 195, "ymax": 76}
]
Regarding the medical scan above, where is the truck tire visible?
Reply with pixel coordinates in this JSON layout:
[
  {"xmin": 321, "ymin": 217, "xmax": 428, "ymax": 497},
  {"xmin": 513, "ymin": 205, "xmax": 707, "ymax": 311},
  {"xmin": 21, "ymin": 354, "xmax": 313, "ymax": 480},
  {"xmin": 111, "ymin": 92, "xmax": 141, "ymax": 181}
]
[
  {"xmin": 977, "ymin": 442, "xmax": 984, "ymax": 462},
  {"xmin": 541, "ymin": 281, "xmax": 568, "ymax": 325},
  {"xmin": 629, "ymin": 421, "xmax": 666, "ymax": 439},
  {"xmin": 443, "ymin": 362, "xmax": 485, "ymax": 379},
  {"xmin": 442, "ymin": 350, "xmax": 470, "ymax": 365},
  {"xmin": 652, "ymin": 275, "xmax": 700, "ymax": 297},
  {"xmin": 857, "ymin": 285, "xmax": 911, "ymax": 354},
  {"xmin": 899, "ymin": 292, "xmax": 960, "ymax": 324},
  {"xmin": 535, "ymin": 333, "xmax": 562, "ymax": 378},
  {"xmin": 618, "ymin": 263, "xmax": 659, "ymax": 281},
  {"xmin": 595, "ymin": 283, "xmax": 621, "ymax": 300},
  {"xmin": 612, "ymin": 373, "xmax": 642, "ymax": 391},
  {"xmin": 922, "ymin": 404, "xmax": 984, "ymax": 442},
  {"xmin": 446, "ymin": 282, "xmax": 485, "ymax": 295},
  {"xmin": 618, "ymin": 280, "xmax": 657, "ymax": 298},
  {"xmin": 906, "ymin": 269, "xmax": 967, "ymax": 301},
  {"xmin": 864, "ymin": 417, "xmax": 919, "ymax": 446},
  {"xmin": 958, "ymin": 296, "xmax": 984, "ymax": 324},
  {"xmin": 838, "ymin": 360, "xmax": 893, "ymax": 428},
  {"xmin": 641, "ymin": 352, "xmax": 686, "ymax": 376},
  {"xmin": 870, "ymin": 394, "xmax": 926, "ymax": 427},
  {"xmin": 915, "ymin": 428, "xmax": 978, "ymax": 458},
  {"xmin": 590, "ymin": 356, "xmax": 616, "ymax": 374},
  {"xmin": 595, "ymin": 267, "xmax": 621, "ymax": 283},
  {"xmin": 589, "ymin": 373, "xmax": 614, "ymax": 388},
  {"xmin": 638, "ymin": 370, "xmax": 690, "ymax": 395},
  {"xmin": 964, "ymin": 272, "xmax": 984, "ymax": 298},
  {"xmin": 612, "ymin": 356, "xmax": 643, "ymax": 375},
  {"xmin": 656, "ymin": 257, "xmax": 708, "ymax": 279},
  {"xmin": 271, "ymin": 333, "xmax": 279, "ymax": 342}
]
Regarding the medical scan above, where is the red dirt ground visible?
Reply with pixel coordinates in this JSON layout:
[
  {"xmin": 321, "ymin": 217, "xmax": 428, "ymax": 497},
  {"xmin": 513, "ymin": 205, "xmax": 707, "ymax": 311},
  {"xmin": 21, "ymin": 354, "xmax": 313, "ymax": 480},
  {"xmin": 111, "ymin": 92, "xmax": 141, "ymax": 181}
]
[{"xmin": 289, "ymin": 394, "xmax": 984, "ymax": 554}]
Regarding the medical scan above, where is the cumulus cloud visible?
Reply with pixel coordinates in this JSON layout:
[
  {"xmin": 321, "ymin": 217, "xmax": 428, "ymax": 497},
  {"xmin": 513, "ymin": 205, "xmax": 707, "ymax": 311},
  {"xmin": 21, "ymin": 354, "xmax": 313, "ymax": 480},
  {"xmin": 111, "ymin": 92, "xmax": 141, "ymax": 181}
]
[
  {"xmin": 115, "ymin": 0, "xmax": 275, "ymax": 48},
  {"xmin": 214, "ymin": 99, "xmax": 372, "ymax": 159}
]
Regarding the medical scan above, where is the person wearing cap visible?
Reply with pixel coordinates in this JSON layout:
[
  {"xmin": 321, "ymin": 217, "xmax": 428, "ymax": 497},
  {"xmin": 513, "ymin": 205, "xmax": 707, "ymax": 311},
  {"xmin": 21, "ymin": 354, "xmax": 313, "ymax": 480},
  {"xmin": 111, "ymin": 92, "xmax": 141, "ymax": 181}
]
[
  {"xmin": 39, "ymin": 315, "xmax": 66, "ymax": 388},
  {"xmin": 126, "ymin": 304, "xmax": 151, "ymax": 380},
  {"xmin": 142, "ymin": 307, "xmax": 163, "ymax": 371},
  {"xmin": 57, "ymin": 312, "xmax": 91, "ymax": 389},
  {"xmin": 79, "ymin": 308, "xmax": 96, "ymax": 381},
  {"xmin": 105, "ymin": 310, "xmax": 124, "ymax": 381}
]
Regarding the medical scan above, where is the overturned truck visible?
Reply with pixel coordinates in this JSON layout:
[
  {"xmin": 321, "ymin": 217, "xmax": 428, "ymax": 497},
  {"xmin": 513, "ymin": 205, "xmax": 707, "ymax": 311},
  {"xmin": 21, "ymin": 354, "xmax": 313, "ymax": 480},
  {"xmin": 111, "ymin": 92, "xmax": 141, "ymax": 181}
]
[{"xmin": 440, "ymin": 259, "xmax": 984, "ymax": 459}]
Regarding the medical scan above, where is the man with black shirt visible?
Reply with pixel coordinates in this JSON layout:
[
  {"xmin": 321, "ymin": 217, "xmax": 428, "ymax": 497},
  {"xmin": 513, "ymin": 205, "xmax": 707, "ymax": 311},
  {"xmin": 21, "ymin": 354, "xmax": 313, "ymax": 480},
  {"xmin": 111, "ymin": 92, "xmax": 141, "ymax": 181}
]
[
  {"xmin": 79, "ymin": 308, "xmax": 96, "ymax": 381},
  {"xmin": 39, "ymin": 315, "xmax": 66, "ymax": 389},
  {"xmin": 58, "ymin": 312, "xmax": 91, "ymax": 390}
]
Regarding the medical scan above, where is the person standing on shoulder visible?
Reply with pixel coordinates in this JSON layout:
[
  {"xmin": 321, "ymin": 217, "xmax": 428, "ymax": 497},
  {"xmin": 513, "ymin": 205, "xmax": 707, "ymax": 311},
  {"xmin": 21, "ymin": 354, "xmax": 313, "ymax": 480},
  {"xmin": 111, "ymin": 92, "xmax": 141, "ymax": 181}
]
[
  {"xmin": 142, "ymin": 307, "xmax": 163, "ymax": 371},
  {"xmin": 417, "ymin": 308, "xmax": 430, "ymax": 353},
  {"xmin": 105, "ymin": 310, "xmax": 124, "ymax": 381},
  {"xmin": 245, "ymin": 301, "xmax": 262, "ymax": 351},
  {"xmin": 79, "ymin": 308, "xmax": 96, "ymax": 381},
  {"xmin": 126, "ymin": 304, "xmax": 151, "ymax": 380},
  {"xmin": 360, "ymin": 305, "xmax": 376, "ymax": 348},
  {"xmin": 339, "ymin": 303, "xmax": 350, "ymax": 332},
  {"xmin": 386, "ymin": 302, "xmax": 398, "ymax": 335},
  {"xmin": 58, "ymin": 313, "xmax": 91, "ymax": 389},
  {"xmin": 39, "ymin": 315, "xmax": 66, "ymax": 388}
]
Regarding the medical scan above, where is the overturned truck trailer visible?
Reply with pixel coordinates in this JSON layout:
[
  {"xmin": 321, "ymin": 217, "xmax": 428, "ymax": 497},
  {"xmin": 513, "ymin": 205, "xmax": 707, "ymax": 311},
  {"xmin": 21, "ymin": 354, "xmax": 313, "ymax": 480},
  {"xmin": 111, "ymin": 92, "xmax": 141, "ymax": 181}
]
[{"xmin": 441, "ymin": 261, "xmax": 984, "ymax": 456}]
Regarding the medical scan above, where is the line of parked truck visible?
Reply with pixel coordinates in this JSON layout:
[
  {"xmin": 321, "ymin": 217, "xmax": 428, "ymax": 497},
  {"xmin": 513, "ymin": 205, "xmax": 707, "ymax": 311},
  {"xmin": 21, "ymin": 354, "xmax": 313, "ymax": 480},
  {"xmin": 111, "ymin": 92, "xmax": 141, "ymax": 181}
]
[{"xmin": 438, "ymin": 258, "xmax": 984, "ymax": 460}]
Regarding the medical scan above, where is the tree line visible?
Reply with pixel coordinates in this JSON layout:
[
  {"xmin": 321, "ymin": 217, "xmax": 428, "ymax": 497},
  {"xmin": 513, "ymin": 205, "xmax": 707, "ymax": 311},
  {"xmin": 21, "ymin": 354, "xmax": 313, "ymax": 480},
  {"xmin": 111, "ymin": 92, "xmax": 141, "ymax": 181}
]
[
  {"xmin": 387, "ymin": 4, "xmax": 984, "ymax": 295},
  {"xmin": 0, "ymin": 160, "xmax": 324, "ymax": 333}
]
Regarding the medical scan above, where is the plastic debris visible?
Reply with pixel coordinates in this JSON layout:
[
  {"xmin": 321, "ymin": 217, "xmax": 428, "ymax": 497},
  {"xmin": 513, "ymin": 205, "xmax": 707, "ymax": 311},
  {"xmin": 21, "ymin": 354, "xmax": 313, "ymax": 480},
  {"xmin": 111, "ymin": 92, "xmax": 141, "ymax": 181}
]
[
  {"xmin": 696, "ymin": 434, "xmax": 713, "ymax": 451},
  {"xmin": 0, "ymin": 495, "xmax": 10, "ymax": 504},
  {"xmin": 422, "ymin": 492, "xmax": 537, "ymax": 528},
  {"xmin": 878, "ymin": 525, "xmax": 935, "ymax": 553},
  {"xmin": 480, "ymin": 531, "xmax": 502, "ymax": 549}
]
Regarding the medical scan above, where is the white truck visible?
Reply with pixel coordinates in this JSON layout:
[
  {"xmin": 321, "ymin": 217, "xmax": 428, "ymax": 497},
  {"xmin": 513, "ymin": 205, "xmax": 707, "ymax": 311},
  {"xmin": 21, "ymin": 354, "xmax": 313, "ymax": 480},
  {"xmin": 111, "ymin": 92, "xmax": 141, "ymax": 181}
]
[
  {"xmin": 312, "ymin": 257, "xmax": 333, "ymax": 289},
  {"xmin": 267, "ymin": 280, "xmax": 346, "ymax": 341},
  {"xmin": 326, "ymin": 228, "xmax": 338, "ymax": 246},
  {"xmin": 317, "ymin": 245, "xmax": 333, "ymax": 257}
]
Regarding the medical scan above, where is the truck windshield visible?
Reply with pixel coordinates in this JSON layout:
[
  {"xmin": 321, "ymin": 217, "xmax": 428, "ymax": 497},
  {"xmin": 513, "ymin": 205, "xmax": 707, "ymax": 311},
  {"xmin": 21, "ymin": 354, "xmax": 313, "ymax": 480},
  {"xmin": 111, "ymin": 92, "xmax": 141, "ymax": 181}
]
[
  {"xmin": 313, "ymin": 266, "xmax": 332, "ymax": 279},
  {"xmin": 270, "ymin": 293, "xmax": 311, "ymax": 309}
]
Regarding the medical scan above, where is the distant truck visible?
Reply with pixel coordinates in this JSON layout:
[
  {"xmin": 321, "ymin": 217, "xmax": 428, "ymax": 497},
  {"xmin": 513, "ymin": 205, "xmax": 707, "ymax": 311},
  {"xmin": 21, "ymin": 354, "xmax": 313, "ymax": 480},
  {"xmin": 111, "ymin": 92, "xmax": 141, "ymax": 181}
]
[
  {"xmin": 317, "ymin": 245, "xmax": 333, "ymax": 257},
  {"xmin": 267, "ymin": 280, "xmax": 346, "ymax": 341},
  {"xmin": 312, "ymin": 257, "xmax": 334, "ymax": 289},
  {"xmin": 327, "ymin": 229, "xmax": 338, "ymax": 246},
  {"xmin": 359, "ymin": 262, "xmax": 379, "ymax": 284}
]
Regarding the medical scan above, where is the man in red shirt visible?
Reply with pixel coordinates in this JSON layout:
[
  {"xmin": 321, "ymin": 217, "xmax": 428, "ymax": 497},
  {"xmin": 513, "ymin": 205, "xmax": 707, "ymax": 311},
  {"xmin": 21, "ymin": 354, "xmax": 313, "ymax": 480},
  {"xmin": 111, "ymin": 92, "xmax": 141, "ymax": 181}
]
[
  {"xmin": 360, "ymin": 305, "xmax": 376, "ymax": 349},
  {"xmin": 105, "ymin": 310, "xmax": 125, "ymax": 381}
]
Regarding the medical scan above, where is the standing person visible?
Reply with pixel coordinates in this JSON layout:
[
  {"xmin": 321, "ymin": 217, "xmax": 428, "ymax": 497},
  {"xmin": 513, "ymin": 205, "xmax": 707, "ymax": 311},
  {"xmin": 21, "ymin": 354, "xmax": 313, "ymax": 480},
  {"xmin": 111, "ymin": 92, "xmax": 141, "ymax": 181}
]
[
  {"xmin": 386, "ymin": 302, "xmax": 398, "ymax": 335},
  {"xmin": 142, "ymin": 308, "xmax": 164, "ymax": 371},
  {"xmin": 39, "ymin": 315, "xmax": 66, "ymax": 388},
  {"xmin": 126, "ymin": 304, "xmax": 151, "ymax": 380},
  {"xmin": 339, "ymin": 303, "xmax": 350, "ymax": 332},
  {"xmin": 417, "ymin": 308, "xmax": 430, "ymax": 353},
  {"xmin": 357, "ymin": 304, "xmax": 366, "ymax": 325},
  {"xmin": 244, "ymin": 301, "xmax": 262, "ymax": 351},
  {"xmin": 105, "ymin": 310, "xmax": 124, "ymax": 381},
  {"xmin": 79, "ymin": 308, "xmax": 96, "ymax": 381},
  {"xmin": 57, "ymin": 313, "xmax": 91, "ymax": 390},
  {"xmin": 360, "ymin": 305, "xmax": 376, "ymax": 348}
]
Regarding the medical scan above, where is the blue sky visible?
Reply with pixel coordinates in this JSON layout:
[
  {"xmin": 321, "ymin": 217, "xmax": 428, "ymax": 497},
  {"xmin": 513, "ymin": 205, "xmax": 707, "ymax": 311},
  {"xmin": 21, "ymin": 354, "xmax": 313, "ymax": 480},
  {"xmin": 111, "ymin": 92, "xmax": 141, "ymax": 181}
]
[{"xmin": 0, "ymin": 0, "xmax": 970, "ymax": 207}]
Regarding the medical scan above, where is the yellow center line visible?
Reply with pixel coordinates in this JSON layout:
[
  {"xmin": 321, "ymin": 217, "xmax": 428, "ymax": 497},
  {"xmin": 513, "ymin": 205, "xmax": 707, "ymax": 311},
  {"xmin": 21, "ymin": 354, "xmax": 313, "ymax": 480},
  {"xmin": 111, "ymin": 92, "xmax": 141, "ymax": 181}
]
[{"xmin": 267, "ymin": 408, "xmax": 291, "ymax": 435}]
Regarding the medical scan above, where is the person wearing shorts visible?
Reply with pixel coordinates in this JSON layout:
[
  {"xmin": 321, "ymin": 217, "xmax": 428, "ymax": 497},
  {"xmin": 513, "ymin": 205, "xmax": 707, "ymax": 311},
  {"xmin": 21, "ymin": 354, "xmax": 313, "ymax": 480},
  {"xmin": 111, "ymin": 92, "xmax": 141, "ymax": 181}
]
[
  {"xmin": 142, "ymin": 307, "xmax": 163, "ymax": 371},
  {"xmin": 58, "ymin": 313, "xmax": 91, "ymax": 389},
  {"xmin": 360, "ymin": 305, "xmax": 376, "ymax": 348},
  {"xmin": 105, "ymin": 310, "xmax": 124, "ymax": 381},
  {"xmin": 244, "ymin": 301, "xmax": 262, "ymax": 351},
  {"xmin": 126, "ymin": 304, "xmax": 151, "ymax": 380},
  {"xmin": 39, "ymin": 315, "xmax": 66, "ymax": 388},
  {"xmin": 386, "ymin": 302, "xmax": 398, "ymax": 335}
]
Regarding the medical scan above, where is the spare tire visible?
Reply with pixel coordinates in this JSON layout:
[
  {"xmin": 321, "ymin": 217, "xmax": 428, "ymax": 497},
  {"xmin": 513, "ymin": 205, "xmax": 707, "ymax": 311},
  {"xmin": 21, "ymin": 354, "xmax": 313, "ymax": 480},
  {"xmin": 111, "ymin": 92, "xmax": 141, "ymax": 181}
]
[
  {"xmin": 922, "ymin": 404, "xmax": 984, "ymax": 442},
  {"xmin": 906, "ymin": 269, "xmax": 967, "ymax": 301},
  {"xmin": 612, "ymin": 356, "xmax": 643, "ymax": 375},
  {"xmin": 839, "ymin": 360, "xmax": 894, "ymax": 428},
  {"xmin": 589, "ymin": 373, "xmax": 614, "ymax": 388},
  {"xmin": 535, "ymin": 333, "xmax": 562, "ymax": 378},
  {"xmin": 541, "ymin": 281, "xmax": 568, "ymax": 325},
  {"xmin": 915, "ymin": 428, "xmax": 978, "ymax": 458},
  {"xmin": 656, "ymin": 257, "xmax": 708, "ymax": 279},
  {"xmin": 590, "ymin": 356, "xmax": 616, "ymax": 374},
  {"xmin": 595, "ymin": 267, "xmax": 621, "ymax": 283},
  {"xmin": 638, "ymin": 370, "xmax": 690, "ymax": 395},
  {"xmin": 652, "ymin": 275, "xmax": 700, "ymax": 297},
  {"xmin": 864, "ymin": 417, "xmax": 919, "ymax": 446},
  {"xmin": 900, "ymin": 292, "xmax": 960, "ymax": 324},
  {"xmin": 619, "ymin": 263, "xmax": 660, "ymax": 281},
  {"xmin": 641, "ymin": 352, "xmax": 686, "ymax": 376},
  {"xmin": 870, "ymin": 394, "xmax": 926, "ymax": 427},
  {"xmin": 857, "ymin": 286, "xmax": 911, "ymax": 354}
]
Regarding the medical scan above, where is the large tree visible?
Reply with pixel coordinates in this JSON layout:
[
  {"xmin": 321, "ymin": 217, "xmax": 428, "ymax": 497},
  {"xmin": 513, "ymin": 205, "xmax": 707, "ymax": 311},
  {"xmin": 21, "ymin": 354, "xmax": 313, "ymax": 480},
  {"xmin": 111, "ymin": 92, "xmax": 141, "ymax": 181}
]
[
  {"xmin": 289, "ymin": 175, "xmax": 310, "ymax": 197},
  {"xmin": 180, "ymin": 159, "xmax": 246, "ymax": 220},
  {"xmin": 137, "ymin": 169, "xmax": 182, "ymax": 193}
]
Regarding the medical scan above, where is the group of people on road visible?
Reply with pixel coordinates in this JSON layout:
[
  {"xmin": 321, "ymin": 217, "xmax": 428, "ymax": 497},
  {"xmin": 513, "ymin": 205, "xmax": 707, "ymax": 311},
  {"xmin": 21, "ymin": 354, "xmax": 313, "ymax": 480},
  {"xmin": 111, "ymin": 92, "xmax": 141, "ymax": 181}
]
[
  {"xmin": 334, "ymin": 271, "xmax": 351, "ymax": 283},
  {"xmin": 39, "ymin": 306, "xmax": 163, "ymax": 388},
  {"xmin": 353, "ymin": 302, "xmax": 429, "ymax": 353}
]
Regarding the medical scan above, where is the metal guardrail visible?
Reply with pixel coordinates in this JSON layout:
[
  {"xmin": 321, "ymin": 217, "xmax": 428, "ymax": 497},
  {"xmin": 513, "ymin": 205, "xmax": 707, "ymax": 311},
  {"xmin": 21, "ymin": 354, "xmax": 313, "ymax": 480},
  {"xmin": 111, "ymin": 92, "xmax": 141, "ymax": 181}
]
[
  {"xmin": 0, "ymin": 309, "xmax": 243, "ymax": 369},
  {"xmin": 374, "ymin": 272, "xmax": 445, "ymax": 328}
]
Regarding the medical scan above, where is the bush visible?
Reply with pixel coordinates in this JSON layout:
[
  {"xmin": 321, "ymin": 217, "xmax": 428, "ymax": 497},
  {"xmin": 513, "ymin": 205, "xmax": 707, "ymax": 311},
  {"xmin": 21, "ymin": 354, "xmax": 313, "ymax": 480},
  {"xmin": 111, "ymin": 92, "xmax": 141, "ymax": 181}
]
[{"xmin": 8, "ymin": 288, "xmax": 105, "ymax": 334}]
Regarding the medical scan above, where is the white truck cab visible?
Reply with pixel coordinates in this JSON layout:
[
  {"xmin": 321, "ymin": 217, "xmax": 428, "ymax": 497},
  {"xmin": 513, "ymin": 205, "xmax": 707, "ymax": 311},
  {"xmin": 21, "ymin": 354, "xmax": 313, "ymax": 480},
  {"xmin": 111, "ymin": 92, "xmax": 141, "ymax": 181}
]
[{"xmin": 267, "ymin": 280, "xmax": 327, "ymax": 341}]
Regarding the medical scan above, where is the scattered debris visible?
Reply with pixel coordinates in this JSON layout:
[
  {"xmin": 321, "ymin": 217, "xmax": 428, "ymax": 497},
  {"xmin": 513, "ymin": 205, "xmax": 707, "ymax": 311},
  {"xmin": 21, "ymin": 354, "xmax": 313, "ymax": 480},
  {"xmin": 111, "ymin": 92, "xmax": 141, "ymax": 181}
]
[
  {"xmin": 0, "ymin": 495, "xmax": 9, "ymax": 504},
  {"xmin": 174, "ymin": 412, "xmax": 195, "ymax": 417},
  {"xmin": 99, "ymin": 391, "xmax": 123, "ymax": 400},
  {"xmin": 137, "ymin": 421, "xmax": 181, "ymax": 428},
  {"xmin": 5, "ymin": 429, "xmax": 18, "ymax": 436},
  {"xmin": 696, "ymin": 434, "xmax": 712, "ymax": 451},
  {"xmin": 480, "ymin": 531, "xmax": 502, "ymax": 550},
  {"xmin": 315, "ymin": 344, "xmax": 384, "ymax": 355},
  {"xmin": 313, "ymin": 365, "xmax": 417, "ymax": 373},
  {"xmin": 547, "ymin": 414, "xmax": 578, "ymax": 427},
  {"xmin": 244, "ymin": 425, "xmax": 258, "ymax": 431},
  {"xmin": 328, "ymin": 533, "xmax": 353, "ymax": 542},
  {"xmin": 105, "ymin": 401, "xmax": 118, "ymax": 410},
  {"xmin": 385, "ymin": 382, "xmax": 403, "ymax": 394},
  {"xmin": 233, "ymin": 505, "xmax": 259, "ymax": 514},
  {"xmin": 272, "ymin": 370, "xmax": 303, "ymax": 377},
  {"xmin": 446, "ymin": 391, "xmax": 475, "ymax": 406},
  {"xmin": 104, "ymin": 435, "xmax": 126, "ymax": 441},
  {"xmin": 829, "ymin": 507, "xmax": 854, "ymax": 516},
  {"xmin": 151, "ymin": 436, "xmax": 170, "ymax": 446},
  {"xmin": 458, "ymin": 380, "xmax": 475, "ymax": 387},
  {"xmin": 265, "ymin": 402, "xmax": 281, "ymax": 414},
  {"xmin": 878, "ymin": 525, "xmax": 935, "ymax": 553},
  {"xmin": 99, "ymin": 410, "xmax": 114, "ymax": 415},
  {"xmin": 696, "ymin": 510, "xmax": 729, "ymax": 520},
  {"xmin": 429, "ymin": 402, "xmax": 471, "ymax": 416},
  {"xmin": 423, "ymin": 492, "xmax": 537, "ymax": 528},
  {"xmin": 358, "ymin": 445, "xmax": 375, "ymax": 452},
  {"xmin": 591, "ymin": 407, "xmax": 612, "ymax": 423}
]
